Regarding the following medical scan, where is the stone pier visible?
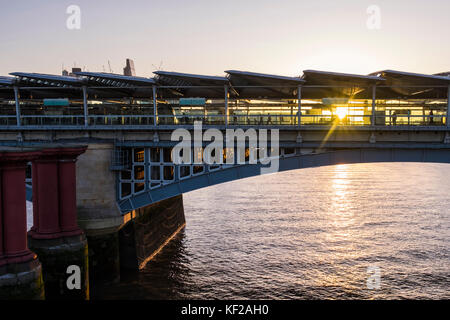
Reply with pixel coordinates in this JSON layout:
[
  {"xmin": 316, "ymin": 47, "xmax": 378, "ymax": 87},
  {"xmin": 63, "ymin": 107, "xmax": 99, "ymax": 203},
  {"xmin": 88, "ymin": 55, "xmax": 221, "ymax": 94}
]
[
  {"xmin": 0, "ymin": 148, "xmax": 44, "ymax": 300},
  {"xmin": 28, "ymin": 146, "xmax": 89, "ymax": 300}
]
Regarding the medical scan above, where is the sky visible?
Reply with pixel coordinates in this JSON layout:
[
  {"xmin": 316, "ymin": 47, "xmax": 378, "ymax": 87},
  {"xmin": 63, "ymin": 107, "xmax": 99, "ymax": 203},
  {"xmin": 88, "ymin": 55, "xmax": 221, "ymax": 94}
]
[{"xmin": 0, "ymin": 0, "xmax": 449, "ymax": 77}]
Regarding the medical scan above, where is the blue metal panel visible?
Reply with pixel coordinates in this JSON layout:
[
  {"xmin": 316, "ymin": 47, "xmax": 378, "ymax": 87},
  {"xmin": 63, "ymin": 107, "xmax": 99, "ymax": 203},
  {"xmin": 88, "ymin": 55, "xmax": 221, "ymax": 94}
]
[
  {"xmin": 423, "ymin": 149, "xmax": 450, "ymax": 163},
  {"xmin": 278, "ymin": 157, "xmax": 301, "ymax": 172},
  {"xmin": 208, "ymin": 167, "xmax": 240, "ymax": 185},
  {"xmin": 179, "ymin": 175, "xmax": 210, "ymax": 193},
  {"xmin": 361, "ymin": 149, "xmax": 392, "ymax": 163},
  {"xmin": 150, "ymin": 184, "xmax": 181, "ymax": 203},
  {"xmin": 118, "ymin": 149, "xmax": 450, "ymax": 215},
  {"xmin": 132, "ymin": 192, "xmax": 152, "ymax": 209},
  {"xmin": 393, "ymin": 149, "xmax": 424, "ymax": 162}
]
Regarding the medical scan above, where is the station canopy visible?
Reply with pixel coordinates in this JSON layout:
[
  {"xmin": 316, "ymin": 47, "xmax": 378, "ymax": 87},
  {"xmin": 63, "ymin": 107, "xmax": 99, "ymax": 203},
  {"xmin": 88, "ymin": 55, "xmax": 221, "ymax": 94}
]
[
  {"xmin": 225, "ymin": 70, "xmax": 304, "ymax": 99},
  {"xmin": 302, "ymin": 70, "xmax": 385, "ymax": 99},
  {"xmin": 153, "ymin": 71, "xmax": 229, "ymax": 99},
  {"xmin": 367, "ymin": 70, "xmax": 450, "ymax": 99},
  {"xmin": 0, "ymin": 76, "xmax": 15, "ymax": 87},
  {"xmin": 0, "ymin": 68, "xmax": 448, "ymax": 101},
  {"xmin": 74, "ymin": 72, "xmax": 155, "ymax": 87}
]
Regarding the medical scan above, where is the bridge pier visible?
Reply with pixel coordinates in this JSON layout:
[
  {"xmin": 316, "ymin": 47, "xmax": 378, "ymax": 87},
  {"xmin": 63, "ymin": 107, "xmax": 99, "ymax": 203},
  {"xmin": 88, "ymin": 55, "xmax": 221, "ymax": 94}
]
[
  {"xmin": 28, "ymin": 146, "xmax": 89, "ymax": 300},
  {"xmin": 76, "ymin": 144, "xmax": 122, "ymax": 286},
  {"xmin": 119, "ymin": 195, "xmax": 186, "ymax": 271},
  {"xmin": 0, "ymin": 149, "xmax": 44, "ymax": 300}
]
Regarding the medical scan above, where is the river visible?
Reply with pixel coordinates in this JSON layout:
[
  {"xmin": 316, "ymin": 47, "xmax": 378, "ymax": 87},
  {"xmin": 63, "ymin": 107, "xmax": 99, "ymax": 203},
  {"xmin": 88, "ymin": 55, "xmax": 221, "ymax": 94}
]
[{"xmin": 33, "ymin": 162, "xmax": 450, "ymax": 299}]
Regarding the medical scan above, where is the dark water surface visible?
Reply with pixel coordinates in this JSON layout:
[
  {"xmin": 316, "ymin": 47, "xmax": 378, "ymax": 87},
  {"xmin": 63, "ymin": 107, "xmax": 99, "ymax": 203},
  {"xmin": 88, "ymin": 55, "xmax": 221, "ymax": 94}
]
[{"xmin": 93, "ymin": 163, "xmax": 450, "ymax": 299}]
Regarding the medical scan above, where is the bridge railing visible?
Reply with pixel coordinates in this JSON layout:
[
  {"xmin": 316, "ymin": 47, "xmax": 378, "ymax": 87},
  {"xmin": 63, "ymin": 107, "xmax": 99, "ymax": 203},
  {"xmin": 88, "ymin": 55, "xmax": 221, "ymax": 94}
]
[{"xmin": 0, "ymin": 84, "xmax": 448, "ymax": 128}]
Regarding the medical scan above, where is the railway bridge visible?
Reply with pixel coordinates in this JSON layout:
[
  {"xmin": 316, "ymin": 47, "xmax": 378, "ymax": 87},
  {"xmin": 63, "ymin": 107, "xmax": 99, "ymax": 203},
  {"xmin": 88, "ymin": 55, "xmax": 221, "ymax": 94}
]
[{"xmin": 0, "ymin": 68, "xmax": 449, "ymax": 299}]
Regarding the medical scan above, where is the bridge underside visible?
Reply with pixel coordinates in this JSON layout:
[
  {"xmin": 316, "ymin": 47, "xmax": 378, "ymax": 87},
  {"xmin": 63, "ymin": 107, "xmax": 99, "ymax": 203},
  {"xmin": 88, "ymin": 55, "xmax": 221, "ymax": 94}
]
[{"xmin": 118, "ymin": 147, "xmax": 450, "ymax": 214}]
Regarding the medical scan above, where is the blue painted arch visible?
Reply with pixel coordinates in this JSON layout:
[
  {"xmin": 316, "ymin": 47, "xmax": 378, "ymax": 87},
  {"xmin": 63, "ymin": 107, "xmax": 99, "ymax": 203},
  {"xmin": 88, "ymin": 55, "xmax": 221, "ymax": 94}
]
[{"xmin": 117, "ymin": 148, "xmax": 450, "ymax": 214}]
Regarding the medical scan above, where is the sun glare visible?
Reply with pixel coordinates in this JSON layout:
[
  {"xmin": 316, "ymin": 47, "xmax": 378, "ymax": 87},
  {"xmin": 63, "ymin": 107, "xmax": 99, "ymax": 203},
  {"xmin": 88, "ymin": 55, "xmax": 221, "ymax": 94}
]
[{"xmin": 335, "ymin": 107, "xmax": 348, "ymax": 120}]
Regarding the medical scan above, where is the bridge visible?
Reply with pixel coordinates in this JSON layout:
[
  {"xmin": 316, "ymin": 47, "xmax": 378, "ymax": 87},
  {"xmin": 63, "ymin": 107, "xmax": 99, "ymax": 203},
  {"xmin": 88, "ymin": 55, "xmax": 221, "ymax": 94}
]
[{"xmin": 0, "ymin": 68, "xmax": 449, "ymax": 299}]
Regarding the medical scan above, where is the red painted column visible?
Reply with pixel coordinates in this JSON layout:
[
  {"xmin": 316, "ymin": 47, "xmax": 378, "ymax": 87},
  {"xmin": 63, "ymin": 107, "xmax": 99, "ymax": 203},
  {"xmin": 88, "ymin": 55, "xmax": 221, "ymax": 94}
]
[
  {"xmin": 29, "ymin": 149, "xmax": 61, "ymax": 239},
  {"xmin": 58, "ymin": 147, "xmax": 86, "ymax": 236},
  {"xmin": 29, "ymin": 147, "xmax": 87, "ymax": 240},
  {"xmin": 0, "ymin": 172, "xmax": 4, "ymax": 266},
  {"xmin": 0, "ymin": 151, "xmax": 39, "ymax": 265}
]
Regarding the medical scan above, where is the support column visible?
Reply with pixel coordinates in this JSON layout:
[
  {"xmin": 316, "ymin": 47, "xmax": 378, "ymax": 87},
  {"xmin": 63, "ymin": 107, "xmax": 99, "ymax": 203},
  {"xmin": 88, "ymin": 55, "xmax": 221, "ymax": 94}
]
[
  {"xmin": 0, "ymin": 149, "xmax": 44, "ymax": 300},
  {"xmin": 14, "ymin": 86, "xmax": 21, "ymax": 127},
  {"xmin": 28, "ymin": 146, "xmax": 89, "ymax": 300},
  {"xmin": 447, "ymin": 85, "xmax": 450, "ymax": 128},
  {"xmin": 225, "ymin": 85, "xmax": 229, "ymax": 126},
  {"xmin": 297, "ymin": 85, "xmax": 302, "ymax": 127},
  {"xmin": 30, "ymin": 153, "xmax": 60, "ymax": 239},
  {"xmin": 371, "ymin": 85, "xmax": 376, "ymax": 126},
  {"xmin": 153, "ymin": 85, "xmax": 157, "ymax": 126},
  {"xmin": 82, "ymin": 86, "xmax": 88, "ymax": 127}
]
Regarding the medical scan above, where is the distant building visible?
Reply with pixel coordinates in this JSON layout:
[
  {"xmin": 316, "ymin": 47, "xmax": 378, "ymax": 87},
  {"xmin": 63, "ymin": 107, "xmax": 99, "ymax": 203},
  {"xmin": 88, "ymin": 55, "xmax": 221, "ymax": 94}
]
[
  {"xmin": 62, "ymin": 68, "xmax": 82, "ymax": 77},
  {"xmin": 123, "ymin": 59, "xmax": 136, "ymax": 76}
]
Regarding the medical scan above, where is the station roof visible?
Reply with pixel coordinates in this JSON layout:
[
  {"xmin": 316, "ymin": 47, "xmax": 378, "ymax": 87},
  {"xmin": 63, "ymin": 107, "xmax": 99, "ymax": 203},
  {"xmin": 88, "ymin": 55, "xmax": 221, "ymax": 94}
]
[
  {"xmin": 434, "ymin": 71, "xmax": 450, "ymax": 77},
  {"xmin": 0, "ymin": 76, "xmax": 15, "ymax": 86},
  {"xmin": 9, "ymin": 72, "xmax": 85, "ymax": 86},
  {"xmin": 369, "ymin": 70, "xmax": 450, "ymax": 98},
  {"xmin": 300, "ymin": 70, "xmax": 384, "ymax": 99},
  {"xmin": 225, "ymin": 70, "xmax": 304, "ymax": 99},
  {"xmin": 74, "ymin": 71, "xmax": 155, "ymax": 86},
  {"xmin": 154, "ymin": 71, "xmax": 228, "ymax": 84},
  {"xmin": 302, "ymin": 70, "xmax": 384, "ymax": 85},
  {"xmin": 371, "ymin": 70, "xmax": 450, "ymax": 84},
  {"xmin": 0, "ymin": 68, "xmax": 448, "ymax": 100},
  {"xmin": 153, "ymin": 71, "xmax": 229, "ymax": 98}
]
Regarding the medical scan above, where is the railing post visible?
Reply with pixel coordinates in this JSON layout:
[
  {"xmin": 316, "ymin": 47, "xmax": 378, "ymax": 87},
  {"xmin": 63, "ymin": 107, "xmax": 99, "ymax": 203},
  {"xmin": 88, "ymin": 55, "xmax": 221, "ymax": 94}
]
[
  {"xmin": 297, "ymin": 85, "xmax": 302, "ymax": 127},
  {"xmin": 371, "ymin": 85, "xmax": 376, "ymax": 126},
  {"xmin": 224, "ymin": 85, "xmax": 229, "ymax": 126},
  {"xmin": 447, "ymin": 85, "xmax": 450, "ymax": 128},
  {"xmin": 153, "ymin": 85, "xmax": 157, "ymax": 126},
  {"xmin": 13, "ymin": 86, "xmax": 21, "ymax": 127},
  {"xmin": 82, "ymin": 86, "xmax": 88, "ymax": 127}
]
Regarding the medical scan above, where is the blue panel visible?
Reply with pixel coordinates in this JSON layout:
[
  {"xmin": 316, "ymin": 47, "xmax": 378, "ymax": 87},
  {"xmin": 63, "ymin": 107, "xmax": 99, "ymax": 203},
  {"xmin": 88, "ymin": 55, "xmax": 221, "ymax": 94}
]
[
  {"xmin": 279, "ymin": 157, "xmax": 301, "ymax": 172},
  {"xmin": 237, "ymin": 164, "xmax": 261, "ymax": 179},
  {"xmin": 119, "ymin": 199, "xmax": 133, "ymax": 213},
  {"xmin": 393, "ymin": 149, "xmax": 424, "ymax": 162},
  {"xmin": 132, "ymin": 192, "xmax": 152, "ymax": 209},
  {"xmin": 209, "ymin": 167, "xmax": 240, "ymax": 185},
  {"xmin": 43, "ymin": 98, "xmax": 70, "ymax": 106},
  {"xmin": 331, "ymin": 150, "xmax": 362, "ymax": 165},
  {"xmin": 179, "ymin": 175, "xmax": 210, "ymax": 193},
  {"xmin": 423, "ymin": 149, "xmax": 450, "ymax": 163},
  {"xmin": 361, "ymin": 149, "xmax": 392, "ymax": 163},
  {"xmin": 301, "ymin": 153, "xmax": 331, "ymax": 168},
  {"xmin": 150, "ymin": 184, "xmax": 181, "ymax": 203}
]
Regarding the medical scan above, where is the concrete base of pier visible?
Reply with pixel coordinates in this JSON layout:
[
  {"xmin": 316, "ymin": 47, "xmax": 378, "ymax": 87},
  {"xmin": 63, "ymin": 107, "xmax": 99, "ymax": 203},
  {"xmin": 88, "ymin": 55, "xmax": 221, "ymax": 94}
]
[
  {"xmin": 84, "ymin": 227, "xmax": 121, "ymax": 285},
  {"xmin": 119, "ymin": 195, "xmax": 186, "ymax": 271},
  {"xmin": 0, "ymin": 258, "xmax": 45, "ymax": 300},
  {"xmin": 28, "ymin": 234, "xmax": 89, "ymax": 300}
]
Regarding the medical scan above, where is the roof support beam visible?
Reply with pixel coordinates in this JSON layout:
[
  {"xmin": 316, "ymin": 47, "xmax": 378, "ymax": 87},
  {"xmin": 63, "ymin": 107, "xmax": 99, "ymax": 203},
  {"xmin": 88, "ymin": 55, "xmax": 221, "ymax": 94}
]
[
  {"xmin": 447, "ymin": 85, "xmax": 450, "ymax": 128},
  {"xmin": 224, "ymin": 85, "xmax": 229, "ymax": 126},
  {"xmin": 371, "ymin": 85, "xmax": 377, "ymax": 126},
  {"xmin": 82, "ymin": 86, "xmax": 88, "ymax": 127},
  {"xmin": 153, "ymin": 86, "xmax": 157, "ymax": 126},
  {"xmin": 13, "ymin": 86, "xmax": 21, "ymax": 127},
  {"xmin": 297, "ymin": 85, "xmax": 302, "ymax": 127}
]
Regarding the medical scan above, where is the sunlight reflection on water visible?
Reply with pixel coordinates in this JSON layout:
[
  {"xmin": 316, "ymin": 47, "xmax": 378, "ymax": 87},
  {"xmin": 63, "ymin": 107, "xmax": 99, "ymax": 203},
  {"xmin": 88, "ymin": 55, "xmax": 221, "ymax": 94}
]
[{"xmin": 79, "ymin": 163, "xmax": 450, "ymax": 299}]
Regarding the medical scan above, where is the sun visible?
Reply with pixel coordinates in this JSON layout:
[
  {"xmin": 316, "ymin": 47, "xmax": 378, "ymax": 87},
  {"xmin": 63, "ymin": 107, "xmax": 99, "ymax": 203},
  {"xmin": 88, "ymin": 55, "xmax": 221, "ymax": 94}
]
[{"xmin": 335, "ymin": 107, "xmax": 348, "ymax": 120}]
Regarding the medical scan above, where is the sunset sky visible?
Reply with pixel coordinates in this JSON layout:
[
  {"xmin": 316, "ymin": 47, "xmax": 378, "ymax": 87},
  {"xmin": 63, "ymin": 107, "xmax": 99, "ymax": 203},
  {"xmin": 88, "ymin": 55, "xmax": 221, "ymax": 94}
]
[{"xmin": 0, "ymin": 0, "xmax": 449, "ymax": 77}]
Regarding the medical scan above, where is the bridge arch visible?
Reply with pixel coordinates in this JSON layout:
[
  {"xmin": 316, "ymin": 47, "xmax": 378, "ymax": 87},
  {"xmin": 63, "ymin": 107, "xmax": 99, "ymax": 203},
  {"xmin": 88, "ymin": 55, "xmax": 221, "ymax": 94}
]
[{"xmin": 118, "ymin": 148, "xmax": 450, "ymax": 214}]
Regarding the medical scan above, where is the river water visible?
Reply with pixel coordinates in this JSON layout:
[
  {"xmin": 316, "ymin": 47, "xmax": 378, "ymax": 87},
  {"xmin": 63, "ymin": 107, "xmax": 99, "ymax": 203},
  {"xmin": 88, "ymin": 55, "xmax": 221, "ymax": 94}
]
[{"xmin": 36, "ymin": 163, "xmax": 450, "ymax": 299}]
